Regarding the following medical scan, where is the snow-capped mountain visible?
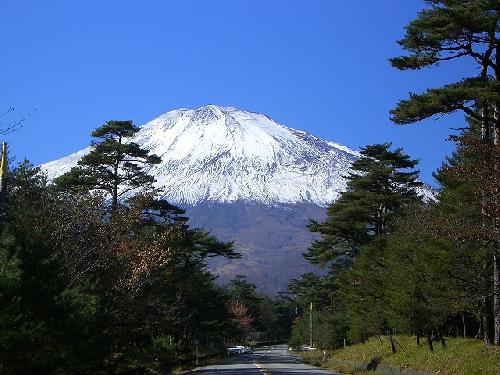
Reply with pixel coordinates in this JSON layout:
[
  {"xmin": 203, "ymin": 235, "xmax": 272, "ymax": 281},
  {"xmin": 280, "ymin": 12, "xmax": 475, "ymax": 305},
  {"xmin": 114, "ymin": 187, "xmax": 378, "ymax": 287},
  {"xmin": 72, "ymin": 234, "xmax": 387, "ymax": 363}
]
[
  {"xmin": 41, "ymin": 105, "xmax": 435, "ymax": 294},
  {"xmin": 42, "ymin": 105, "xmax": 360, "ymax": 207}
]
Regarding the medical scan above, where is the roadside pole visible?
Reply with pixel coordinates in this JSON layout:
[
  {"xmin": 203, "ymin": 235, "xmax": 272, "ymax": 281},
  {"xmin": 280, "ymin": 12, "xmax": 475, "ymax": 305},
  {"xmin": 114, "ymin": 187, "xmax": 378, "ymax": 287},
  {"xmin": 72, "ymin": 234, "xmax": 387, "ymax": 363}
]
[
  {"xmin": 0, "ymin": 143, "xmax": 7, "ymax": 227},
  {"xmin": 309, "ymin": 302, "xmax": 313, "ymax": 348},
  {"xmin": 195, "ymin": 338, "xmax": 199, "ymax": 366}
]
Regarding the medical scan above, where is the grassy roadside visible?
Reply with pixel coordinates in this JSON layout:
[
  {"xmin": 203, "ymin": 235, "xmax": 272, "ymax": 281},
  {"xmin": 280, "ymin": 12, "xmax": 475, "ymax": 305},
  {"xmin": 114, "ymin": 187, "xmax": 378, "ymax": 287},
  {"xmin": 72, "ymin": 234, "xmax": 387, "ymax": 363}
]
[
  {"xmin": 299, "ymin": 353, "xmax": 381, "ymax": 375},
  {"xmin": 298, "ymin": 335, "xmax": 500, "ymax": 375}
]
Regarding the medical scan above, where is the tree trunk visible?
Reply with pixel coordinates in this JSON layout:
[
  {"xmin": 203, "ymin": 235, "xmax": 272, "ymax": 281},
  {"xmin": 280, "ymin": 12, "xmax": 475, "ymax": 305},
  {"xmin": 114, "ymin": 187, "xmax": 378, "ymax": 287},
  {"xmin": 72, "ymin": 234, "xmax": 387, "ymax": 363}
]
[
  {"xmin": 112, "ymin": 135, "xmax": 122, "ymax": 210},
  {"xmin": 476, "ymin": 310, "xmax": 484, "ymax": 339},
  {"xmin": 389, "ymin": 334, "xmax": 397, "ymax": 353},
  {"xmin": 493, "ymin": 108, "xmax": 500, "ymax": 345},
  {"xmin": 439, "ymin": 328, "xmax": 446, "ymax": 348},
  {"xmin": 481, "ymin": 106, "xmax": 490, "ymax": 142},
  {"xmin": 427, "ymin": 330, "xmax": 433, "ymax": 352},
  {"xmin": 495, "ymin": 254, "xmax": 500, "ymax": 345},
  {"xmin": 112, "ymin": 161, "xmax": 119, "ymax": 210},
  {"xmin": 416, "ymin": 332, "xmax": 420, "ymax": 346},
  {"xmin": 462, "ymin": 314, "xmax": 466, "ymax": 338},
  {"xmin": 483, "ymin": 297, "xmax": 492, "ymax": 346},
  {"xmin": 491, "ymin": 38, "xmax": 500, "ymax": 346},
  {"xmin": 495, "ymin": 42, "xmax": 500, "ymax": 146}
]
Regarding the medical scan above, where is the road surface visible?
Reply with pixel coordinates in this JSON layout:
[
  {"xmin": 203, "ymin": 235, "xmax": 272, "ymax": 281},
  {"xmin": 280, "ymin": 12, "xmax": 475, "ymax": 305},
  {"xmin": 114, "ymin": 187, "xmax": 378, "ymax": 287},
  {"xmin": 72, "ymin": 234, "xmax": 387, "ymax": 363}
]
[{"xmin": 185, "ymin": 345, "xmax": 341, "ymax": 374}]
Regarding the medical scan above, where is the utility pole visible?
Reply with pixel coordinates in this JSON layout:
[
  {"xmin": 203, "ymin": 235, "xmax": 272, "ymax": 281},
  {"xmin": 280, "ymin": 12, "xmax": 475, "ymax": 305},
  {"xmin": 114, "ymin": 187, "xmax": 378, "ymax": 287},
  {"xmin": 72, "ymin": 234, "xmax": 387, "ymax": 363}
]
[
  {"xmin": 195, "ymin": 338, "xmax": 199, "ymax": 366},
  {"xmin": 309, "ymin": 301, "xmax": 313, "ymax": 348},
  {"xmin": 0, "ymin": 142, "xmax": 7, "ymax": 226}
]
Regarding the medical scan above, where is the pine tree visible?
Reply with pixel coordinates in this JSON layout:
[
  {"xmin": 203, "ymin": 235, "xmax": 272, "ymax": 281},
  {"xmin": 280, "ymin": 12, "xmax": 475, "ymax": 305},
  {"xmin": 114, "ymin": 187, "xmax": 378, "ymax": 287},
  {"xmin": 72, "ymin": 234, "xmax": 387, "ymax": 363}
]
[
  {"xmin": 383, "ymin": 205, "xmax": 463, "ymax": 351},
  {"xmin": 430, "ymin": 119, "xmax": 500, "ymax": 344},
  {"xmin": 0, "ymin": 161, "xmax": 103, "ymax": 372},
  {"xmin": 390, "ymin": 0, "xmax": 499, "ymax": 138},
  {"xmin": 55, "ymin": 120, "xmax": 161, "ymax": 209},
  {"xmin": 390, "ymin": 0, "xmax": 500, "ymax": 344},
  {"xmin": 287, "ymin": 272, "xmax": 349, "ymax": 349},
  {"xmin": 305, "ymin": 143, "xmax": 422, "ymax": 266},
  {"xmin": 0, "ymin": 156, "xmax": 239, "ymax": 371},
  {"xmin": 303, "ymin": 143, "xmax": 422, "ymax": 349}
]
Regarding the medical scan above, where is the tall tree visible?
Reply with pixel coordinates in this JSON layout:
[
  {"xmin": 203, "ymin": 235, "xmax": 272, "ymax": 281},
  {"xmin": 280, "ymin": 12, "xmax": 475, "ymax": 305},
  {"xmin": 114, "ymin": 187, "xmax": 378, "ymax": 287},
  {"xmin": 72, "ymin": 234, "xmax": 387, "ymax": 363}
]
[
  {"xmin": 303, "ymin": 143, "xmax": 422, "ymax": 349},
  {"xmin": 226, "ymin": 276, "xmax": 262, "ymax": 328},
  {"xmin": 383, "ymin": 204, "xmax": 463, "ymax": 350},
  {"xmin": 55, "ymin": 120, "xmax": 161, "ymax": 209},
  {"xmin": 0, "ymin": 161, "xmax": 103, "ymax": 373},
  {"xmin": 390, "ymin": 0, "xmax": 499, "ymax": 139},
  {"xmin": 305, "ymin": 143, "xmax": 422, "ymax": 266},
  {"xmin": 286, "ymin": 272, "xmax": 349, "ymax": 349},
  {"xmin": 390, "ymin": 0, "xmax": 500, "ymax": 344}
]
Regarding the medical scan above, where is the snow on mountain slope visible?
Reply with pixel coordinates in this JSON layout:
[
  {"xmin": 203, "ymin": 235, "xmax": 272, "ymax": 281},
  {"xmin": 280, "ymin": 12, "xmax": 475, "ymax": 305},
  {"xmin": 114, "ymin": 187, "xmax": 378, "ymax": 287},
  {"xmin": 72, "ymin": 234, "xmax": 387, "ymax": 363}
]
[{"xmin": 42, "ymin": 105, "xmax": 361, "ymax": 207}]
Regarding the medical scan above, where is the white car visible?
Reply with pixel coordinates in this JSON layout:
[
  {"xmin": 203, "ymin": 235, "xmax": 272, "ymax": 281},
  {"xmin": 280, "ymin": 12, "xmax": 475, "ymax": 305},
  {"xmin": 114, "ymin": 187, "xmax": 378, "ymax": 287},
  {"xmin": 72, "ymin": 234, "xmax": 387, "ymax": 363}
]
[
  {"xmin": 240, "ymin": 346, "xmax": 253, "ymax": 354},
  {"xmin": 227, "ymin": 345, "xmax": 252, "ymax": 355}
]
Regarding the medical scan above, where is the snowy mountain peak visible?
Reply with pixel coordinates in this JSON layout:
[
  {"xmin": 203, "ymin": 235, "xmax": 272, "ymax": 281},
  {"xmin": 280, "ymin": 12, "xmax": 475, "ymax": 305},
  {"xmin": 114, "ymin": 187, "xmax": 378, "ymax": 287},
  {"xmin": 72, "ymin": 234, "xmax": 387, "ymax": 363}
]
[{"xmin": 42, "ymin": 105, "xmax": 361, "ymax": 206}]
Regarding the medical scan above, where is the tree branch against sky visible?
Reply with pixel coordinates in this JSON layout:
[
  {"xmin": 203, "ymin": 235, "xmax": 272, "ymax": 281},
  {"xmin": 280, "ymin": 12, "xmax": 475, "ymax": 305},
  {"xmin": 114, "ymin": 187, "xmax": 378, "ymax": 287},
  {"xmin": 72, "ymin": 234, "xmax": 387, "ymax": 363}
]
[{"xmin": 55, "ymin": 120, "xmax": 161, "ymax": 208}]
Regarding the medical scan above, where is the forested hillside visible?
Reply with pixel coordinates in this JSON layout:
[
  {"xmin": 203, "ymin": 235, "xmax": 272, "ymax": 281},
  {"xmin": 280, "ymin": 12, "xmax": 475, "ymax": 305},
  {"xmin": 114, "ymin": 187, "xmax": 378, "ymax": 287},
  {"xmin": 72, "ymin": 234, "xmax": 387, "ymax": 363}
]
[{"xmin": 187, "ymin": 202, "xmax": 326, "ymax": 295}]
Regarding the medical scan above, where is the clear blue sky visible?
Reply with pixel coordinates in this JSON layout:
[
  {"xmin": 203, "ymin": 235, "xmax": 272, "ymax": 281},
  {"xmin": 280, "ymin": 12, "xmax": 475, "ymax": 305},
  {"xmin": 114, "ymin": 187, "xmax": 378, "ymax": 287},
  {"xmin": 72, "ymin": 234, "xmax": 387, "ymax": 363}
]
[{"xmin": 1, "ymin": 0, "xmax": 472, "ymax": 185}]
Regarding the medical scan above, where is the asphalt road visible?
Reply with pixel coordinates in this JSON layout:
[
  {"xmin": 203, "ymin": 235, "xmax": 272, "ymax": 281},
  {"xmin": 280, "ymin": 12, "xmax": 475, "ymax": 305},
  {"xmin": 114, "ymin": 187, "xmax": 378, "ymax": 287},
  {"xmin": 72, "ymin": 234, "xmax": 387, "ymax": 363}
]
[{"xmin": 185, "ymin": 345, "xmax": 341, "ymax": 375}]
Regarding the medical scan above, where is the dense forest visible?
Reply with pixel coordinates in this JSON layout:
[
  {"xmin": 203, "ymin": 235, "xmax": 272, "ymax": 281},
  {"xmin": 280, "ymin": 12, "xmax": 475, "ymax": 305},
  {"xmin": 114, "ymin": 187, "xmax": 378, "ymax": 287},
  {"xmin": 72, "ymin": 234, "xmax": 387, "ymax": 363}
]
[
  {"xmin": 287, "ymin": 0, "xmax": 500, "ymax": 352},
  {"xmin": 0, "ymin": 121, "xmax": 294, "ymax": 374}
]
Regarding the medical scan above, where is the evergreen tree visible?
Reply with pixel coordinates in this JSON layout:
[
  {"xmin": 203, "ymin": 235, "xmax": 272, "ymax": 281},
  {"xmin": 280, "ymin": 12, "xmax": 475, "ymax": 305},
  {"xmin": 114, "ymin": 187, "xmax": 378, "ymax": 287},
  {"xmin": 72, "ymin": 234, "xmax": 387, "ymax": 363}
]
[
  {"xmin": 301, "ymin": 143, "xmax": 422, "ymax": 350},
  {"xmin": 256, "ymin": 296, "xmax": 294, "ymax": 342},
  {"xmin": 429, "ymin": 119, "xmax": 498, "ymax": 344},
  {"xmin": 55, "ymin": 120, "xmax": 161, "ymax": 208},
  {"xmin": 286, "ymin": 272, "xmax": 349, "ymax": 349},
  {"xmin": 390, "ymin": 0, "xmax": 499, "ymax": 140},
  {"xmin": 305, "ymin": 143, "xmax": 422, "ymax": 266},
  {"xmin": 224, "ymin": 276, "xmax": 294, "ymax": 343},
  {"xmin": 0, "ymin": 160, "xmax": 239, "ymax": 372},
  {"xmin": 383, "ymin": 205, "xmax": 462, "ymax": 351},
  {"xmin": 390, "ymin": 0, "xmax": 500, "ymax": 344},
  {"xmin": 287, "ymin": 273, "xmax": 334, "ymax": 312},
  {"xmin": 0, "ymin": 161, "xmax": 102, "ymax": 373}
]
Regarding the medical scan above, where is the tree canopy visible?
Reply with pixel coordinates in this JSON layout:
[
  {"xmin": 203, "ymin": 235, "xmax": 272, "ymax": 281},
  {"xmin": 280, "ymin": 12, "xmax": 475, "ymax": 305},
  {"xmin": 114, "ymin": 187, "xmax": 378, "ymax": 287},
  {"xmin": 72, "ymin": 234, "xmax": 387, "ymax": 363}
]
[
  {"xmin": 55, "ymin": 120, "xmax": 161, "ymax": 208},
  {"xmin": 305, "ymin": 143, "xmax": 422, "ymax": 266},
  {"xmin": 390, "ymin": 0, "xmax": 499, "ymax": 133}
]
